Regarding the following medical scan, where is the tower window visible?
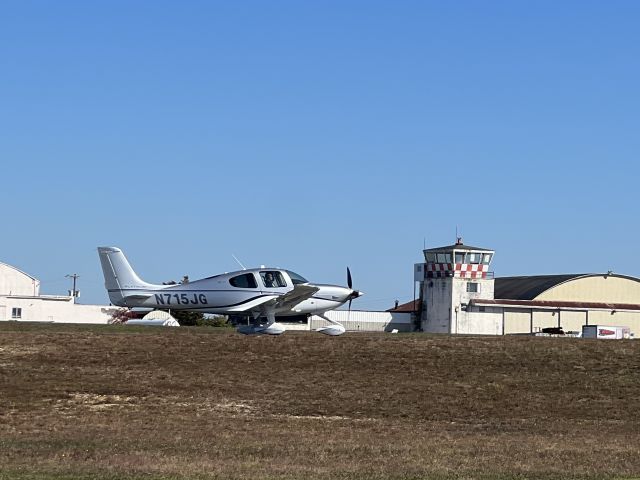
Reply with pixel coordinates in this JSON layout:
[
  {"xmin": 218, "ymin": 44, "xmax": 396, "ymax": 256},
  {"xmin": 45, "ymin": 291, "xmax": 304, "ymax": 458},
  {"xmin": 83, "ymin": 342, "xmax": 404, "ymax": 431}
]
[
  {"xmin": 466, "ymin": 253, "xmax": 481, "ymax": 264},
  {"xmin": 436, "ymin": 253, "xmax": 448, "ymax": 263},
  {"xmin": 11, "ymin": 308, "xmax": 22, "ymax": 319},
  {"xmin": 466, "ymin": 282, "xmax": 479, "ymax": 293}
]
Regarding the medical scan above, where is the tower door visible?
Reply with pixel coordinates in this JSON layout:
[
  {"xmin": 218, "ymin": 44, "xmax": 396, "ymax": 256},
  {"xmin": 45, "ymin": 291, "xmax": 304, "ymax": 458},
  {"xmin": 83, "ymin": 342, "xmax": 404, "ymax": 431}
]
[{"xmin": 0, "ymin": 305, "xmax": 5, "ymax": 321}]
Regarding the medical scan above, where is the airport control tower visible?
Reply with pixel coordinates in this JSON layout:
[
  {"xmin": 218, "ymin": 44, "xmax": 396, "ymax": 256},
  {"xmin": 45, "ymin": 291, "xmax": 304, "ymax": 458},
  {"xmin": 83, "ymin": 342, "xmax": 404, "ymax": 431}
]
[{"xmin": 414, "ymin": 239, "xmax": 496, "ymax": 333}]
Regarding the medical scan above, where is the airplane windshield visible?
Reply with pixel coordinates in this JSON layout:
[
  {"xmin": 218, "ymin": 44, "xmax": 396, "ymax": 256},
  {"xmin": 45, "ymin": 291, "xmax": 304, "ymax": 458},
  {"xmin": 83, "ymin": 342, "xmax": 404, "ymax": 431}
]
[{"xmin": 286, "ymin": 270, "xmax": 308, "ymax": 285}]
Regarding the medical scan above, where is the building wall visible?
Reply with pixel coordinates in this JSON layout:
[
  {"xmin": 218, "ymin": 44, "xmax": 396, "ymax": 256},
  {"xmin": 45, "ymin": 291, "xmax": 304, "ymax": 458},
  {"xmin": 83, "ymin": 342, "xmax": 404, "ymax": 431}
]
[
  {"xmin": 532, "ymin": 310, "xmax": 558, "ymax": 331},
  {"xmin": 504, "ymin": 309, "xmax": 531, "ymax": 334},
  {"xmin": 558, "ymin": 311, "xmax": 586, "ymax": 332},
  {"xmin": 0, "ymin": 264, "xmax": 40, "ymax": 296},
  {"xmin": 0, "ymin": 296, "xmax": 117, "ymax": 324},
  {"xmin": 422, "ymin": 278, "xmax": 453, "ymax": 333},
  {"xmin": 510, "ymin": 310, "xmax": 587, "ymax": 334},
  {"xmin": 310, "ymin": 310, "xmax": 413, "ymax": 332},
  {"xmin": 456, "ymin": 309, "xmax": 502, "ymax": 335},
  {"xmin": 538, "ymin": 275, "xmax": 640, "ymax": 303},
  {"xmin": 586, "ymin": 310, "xmax": 640, "ymax": 334},
  {"xmin": 423, "ymin": 277, "xmax": 496, "ymax": 334}
]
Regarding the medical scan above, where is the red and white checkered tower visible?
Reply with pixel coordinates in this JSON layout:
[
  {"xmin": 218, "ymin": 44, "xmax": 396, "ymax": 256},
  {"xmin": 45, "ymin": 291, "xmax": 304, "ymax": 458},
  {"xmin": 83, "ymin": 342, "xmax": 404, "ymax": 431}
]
[
  {"xmin": 423, "ymin": 238, "xmax": 494, "ymax": 279},
  {"xmin": 415, "ymin": 238, "xmax": 495, "ymax": 333}
]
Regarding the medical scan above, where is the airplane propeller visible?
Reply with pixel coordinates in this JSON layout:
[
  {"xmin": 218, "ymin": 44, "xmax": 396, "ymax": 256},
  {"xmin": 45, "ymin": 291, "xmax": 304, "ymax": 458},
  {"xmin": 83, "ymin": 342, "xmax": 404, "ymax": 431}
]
[{"xmin": 346, "ymin": 267, "xmax": 362, "ymax": 313}]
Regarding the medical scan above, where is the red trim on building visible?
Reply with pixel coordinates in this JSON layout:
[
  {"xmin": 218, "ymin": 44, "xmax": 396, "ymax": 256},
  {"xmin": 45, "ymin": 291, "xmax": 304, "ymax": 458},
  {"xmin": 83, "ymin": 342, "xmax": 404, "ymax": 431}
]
[{"xmin": 471, "ymin": 299, "xmax": 640, "ymax": 311}]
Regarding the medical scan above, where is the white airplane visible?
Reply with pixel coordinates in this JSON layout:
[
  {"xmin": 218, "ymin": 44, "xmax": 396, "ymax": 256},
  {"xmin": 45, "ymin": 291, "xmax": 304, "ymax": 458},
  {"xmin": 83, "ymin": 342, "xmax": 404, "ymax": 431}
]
[{"xmin": 97, "ymin": 247, "xmax": 363, "ymax": 335}]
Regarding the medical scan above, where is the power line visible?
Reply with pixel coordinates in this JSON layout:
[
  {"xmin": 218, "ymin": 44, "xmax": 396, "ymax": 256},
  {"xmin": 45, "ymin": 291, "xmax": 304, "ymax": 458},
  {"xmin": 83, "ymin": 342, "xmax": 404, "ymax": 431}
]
[{"xmin": 65, "ymin": 273, "xmax": 80, "ymax": 301}]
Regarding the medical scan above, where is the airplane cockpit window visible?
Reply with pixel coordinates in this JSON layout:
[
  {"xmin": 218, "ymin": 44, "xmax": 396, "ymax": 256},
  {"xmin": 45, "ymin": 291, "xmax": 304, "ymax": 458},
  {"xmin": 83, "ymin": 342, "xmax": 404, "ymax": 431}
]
[
  {"xmin": 260, "ymin": 271, "xmax": 287, "ymax": 288},
  {"xmin": 285, "ymin": 270, "xmax": 308, "ymax": 285},
  {"xmin": 229, "ymin": 273, "xmax": 258, "ymax": 288}
]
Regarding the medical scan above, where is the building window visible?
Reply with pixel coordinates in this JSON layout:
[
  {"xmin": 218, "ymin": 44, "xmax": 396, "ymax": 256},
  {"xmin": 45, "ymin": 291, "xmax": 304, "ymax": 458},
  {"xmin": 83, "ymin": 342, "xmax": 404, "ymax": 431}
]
[
  {"xmin": 466, "ymin": 282, "xmax": 479, "ymax": 293},
  {"xmin": 11, "ymin": 308, "xmax": 22, "ymax": 319}
]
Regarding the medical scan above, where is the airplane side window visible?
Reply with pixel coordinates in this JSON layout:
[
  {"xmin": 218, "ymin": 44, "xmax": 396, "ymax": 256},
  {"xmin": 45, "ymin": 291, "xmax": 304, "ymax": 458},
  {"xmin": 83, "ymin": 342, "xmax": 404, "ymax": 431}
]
[
  {"xmin": 229, "ymin": 273, "xmax": 257, "ymax": 288},
  {"xmin": 260, "ymin": 271, "xmax": 287, "ymax": 288}
]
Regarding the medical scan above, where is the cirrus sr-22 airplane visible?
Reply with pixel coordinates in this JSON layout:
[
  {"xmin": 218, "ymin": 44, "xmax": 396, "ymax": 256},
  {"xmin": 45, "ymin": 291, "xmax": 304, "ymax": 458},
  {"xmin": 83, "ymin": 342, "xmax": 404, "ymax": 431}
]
[{"xmin": 98, "ymin": 247, "xmax": 363, "ymax": 335}]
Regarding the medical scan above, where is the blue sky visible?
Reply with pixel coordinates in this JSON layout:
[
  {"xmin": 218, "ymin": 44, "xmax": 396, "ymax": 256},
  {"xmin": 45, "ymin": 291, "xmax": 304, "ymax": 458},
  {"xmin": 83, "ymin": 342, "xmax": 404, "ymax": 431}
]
[{"xmin": 1, "ymin": 1, "xmax": 639, "ymax": 309}]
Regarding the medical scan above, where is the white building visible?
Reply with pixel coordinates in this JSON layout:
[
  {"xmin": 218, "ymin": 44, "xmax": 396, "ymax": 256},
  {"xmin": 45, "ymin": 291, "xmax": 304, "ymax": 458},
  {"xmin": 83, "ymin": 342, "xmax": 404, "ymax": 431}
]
[
  {"xmin": 309, "ymin": 309, "xmax": 413, "ymax": 332},
  {"xmin": 415, "ymin": 240, "xmax": 640, "ymax": 336},
  {"xmin": 0, "ymin": 261, "xmax": 117, "ymax": 324},
  {"xmin": 270, "ymin": 309, "xmax": 414, "ymax": 333}
]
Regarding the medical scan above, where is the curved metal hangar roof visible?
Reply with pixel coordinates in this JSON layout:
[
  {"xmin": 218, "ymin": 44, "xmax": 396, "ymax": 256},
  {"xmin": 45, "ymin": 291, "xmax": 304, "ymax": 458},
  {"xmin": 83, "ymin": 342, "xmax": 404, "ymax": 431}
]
[{"xmin": 494, "ymin": 273, "xmax": 640, "ymax": 300}]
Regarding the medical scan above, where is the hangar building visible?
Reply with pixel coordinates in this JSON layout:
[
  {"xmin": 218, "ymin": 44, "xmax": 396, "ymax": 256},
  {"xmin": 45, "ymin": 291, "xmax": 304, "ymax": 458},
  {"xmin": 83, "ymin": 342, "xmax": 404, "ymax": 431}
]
[
  {"xmin": 0, "ymin": 261, "xmax": 117, "ymax": 324},
  {"xmin": 415, "ymin": 240, "xmax": 640, "ymax": 336}
]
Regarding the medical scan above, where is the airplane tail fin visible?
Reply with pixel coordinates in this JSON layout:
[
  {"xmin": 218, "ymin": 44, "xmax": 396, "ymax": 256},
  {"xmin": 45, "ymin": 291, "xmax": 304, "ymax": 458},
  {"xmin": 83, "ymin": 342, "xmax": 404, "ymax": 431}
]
[{"xmin": 97, "ymin": 247, "xmax": 160, "ymax": 305}]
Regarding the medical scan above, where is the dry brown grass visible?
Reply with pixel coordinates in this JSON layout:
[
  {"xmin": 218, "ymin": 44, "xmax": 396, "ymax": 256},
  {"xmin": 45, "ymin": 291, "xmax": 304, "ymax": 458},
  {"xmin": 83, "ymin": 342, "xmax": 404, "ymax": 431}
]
[{"xmin": 0, "ymin": 322, "xmax": 639, "ymax": 479}]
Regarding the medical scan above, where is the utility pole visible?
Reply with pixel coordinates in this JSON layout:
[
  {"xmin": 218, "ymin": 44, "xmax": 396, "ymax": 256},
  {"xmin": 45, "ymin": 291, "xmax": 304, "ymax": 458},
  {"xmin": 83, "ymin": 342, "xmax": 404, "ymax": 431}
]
[{"xmin": 65, "ymin": 273, "xmax": 80, "ymax": 303}]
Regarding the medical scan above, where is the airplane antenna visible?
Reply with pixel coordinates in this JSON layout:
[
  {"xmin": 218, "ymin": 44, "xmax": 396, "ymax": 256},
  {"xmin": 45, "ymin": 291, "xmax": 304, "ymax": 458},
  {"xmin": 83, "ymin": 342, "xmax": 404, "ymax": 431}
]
[{"xmin": 232, "ymin": 254, "xmax": 247, "ymax": 270}]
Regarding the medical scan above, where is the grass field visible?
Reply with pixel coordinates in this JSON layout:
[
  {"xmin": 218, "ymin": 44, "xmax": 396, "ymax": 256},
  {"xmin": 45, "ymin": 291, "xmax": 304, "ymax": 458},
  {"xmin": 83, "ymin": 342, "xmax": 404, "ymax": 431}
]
[{"xmin": 0, "ymin": 323, "xmax": 639, "ymax": 479}]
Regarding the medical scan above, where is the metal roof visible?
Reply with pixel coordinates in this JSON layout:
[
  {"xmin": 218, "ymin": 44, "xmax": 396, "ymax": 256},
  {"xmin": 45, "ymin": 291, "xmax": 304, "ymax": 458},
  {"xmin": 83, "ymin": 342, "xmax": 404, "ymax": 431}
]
[
  {"xmin": 387, "ymin": 299, "xmax": 421, "ymax": 313},
  {"xmin": 494, "ymin": 274, "xmax": 585, "ymax": 300},
  {"xmin": 424, "ymin": 243, "xmax": 494, "ymax": 253}
]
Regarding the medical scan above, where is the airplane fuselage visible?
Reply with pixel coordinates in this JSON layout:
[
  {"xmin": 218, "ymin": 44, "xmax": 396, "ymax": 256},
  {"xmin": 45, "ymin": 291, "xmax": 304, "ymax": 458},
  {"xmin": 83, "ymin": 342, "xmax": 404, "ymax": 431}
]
[{"xmin": 108, "ymin": 267, "xmax": 353, "ymax": 317}]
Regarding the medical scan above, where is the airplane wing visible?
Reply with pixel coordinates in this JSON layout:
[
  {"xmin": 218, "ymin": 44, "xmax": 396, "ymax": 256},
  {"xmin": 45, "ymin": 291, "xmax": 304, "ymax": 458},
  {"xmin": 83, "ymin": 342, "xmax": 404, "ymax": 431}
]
[
  {"xmin": 226, "ymin": 295, "xmax": 280, "ymax": 312},
  {"xmin": 226, "ymin": 285, "xmax": 318, "ymax": 314},
  {"xmin": 269, "ymin": 284, "xmax": 320, "ymax": 311}
]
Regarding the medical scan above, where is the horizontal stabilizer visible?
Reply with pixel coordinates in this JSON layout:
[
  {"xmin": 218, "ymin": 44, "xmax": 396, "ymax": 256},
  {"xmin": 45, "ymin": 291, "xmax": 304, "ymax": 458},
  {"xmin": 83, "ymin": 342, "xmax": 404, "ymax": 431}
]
[{"xmin": 122, "ymin": 294, "xmax": 153, "ymax": 302}]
